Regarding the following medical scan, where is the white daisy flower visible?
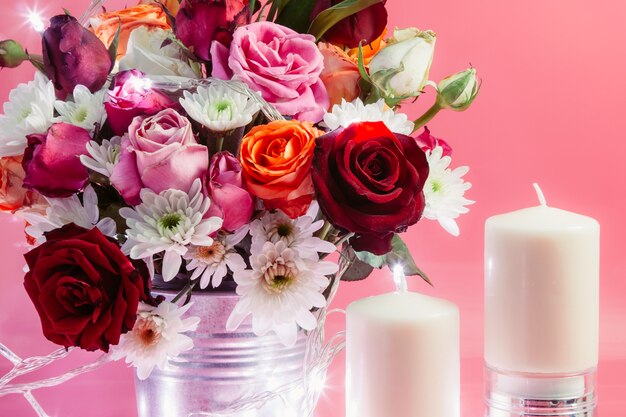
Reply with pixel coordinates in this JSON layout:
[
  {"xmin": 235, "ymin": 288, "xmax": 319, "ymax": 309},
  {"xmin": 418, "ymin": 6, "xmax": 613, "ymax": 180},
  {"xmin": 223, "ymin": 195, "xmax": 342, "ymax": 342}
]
[
  {"xmin": 250, "ymin": 209, "xmax": 336, "ymax": 261},
  {"xmin": 322, "ymin": 98, "xmax": 413, "ymax": 135},
  {"xmin": 22, "ymin": 185, "xmax": 117, "ymax": 244},
  {"xmin": 120, "ymin": 179, "xmax": 223, "ymax": 282},
  {"xmin": 54, "ymin": 85, "xmax": 107, "ymax": 134},
  {"xmin": 0, "ymin": 72, "xmax": 55, "ymax": 157},
  {"xmin": 112, "ymin": 301, "xmax": 200, "ymax": 380},
  {"xmin": 184, "ymin": 226, "xmax": 248, "ymax": 289},
  {"xmin": 226, "ymin": 241, "xmax": 338, "ymax": 347},
  {"xmin": 179, "ymin": 83, "xmax": 261, "ymax": 132},
  {"xmin": 80, "ymin": 137, "xmax": 122, "ymax": 178},
  {"xmin": 422, "ymin": 146, "xmax": 474, "ymax": 236}
]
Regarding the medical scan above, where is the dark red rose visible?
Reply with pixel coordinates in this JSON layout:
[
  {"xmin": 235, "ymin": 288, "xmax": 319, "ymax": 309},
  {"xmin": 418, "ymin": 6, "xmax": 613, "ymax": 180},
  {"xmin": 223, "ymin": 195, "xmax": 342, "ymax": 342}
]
[
  {"xmin": 24, "ymin": 224, "xmax": 152, "ymax": 352},
  {"xmin": 105, "ymin": 69, "xmax": 176, "ymax": 136},
  {"xmin": 312, "ymin": 122, "xmax": 429, "ymax": 255},
  {"xmin": 175, "ymin": 0, "xmax": 251, "ymax": 61},
  {"xmin": 415, "ymin": 127, "xmax": 453, "ymax": 157},
  {"xmin": 311, "ymin": 0, "xmax": 387, "ymax": 48},
  {"xmin": 22, "ymin": 123, "xmax": 90, "ymax": 198},
  {"xmin": 42, "ymin": 14, "xmax": 112, "ymax": 100}
]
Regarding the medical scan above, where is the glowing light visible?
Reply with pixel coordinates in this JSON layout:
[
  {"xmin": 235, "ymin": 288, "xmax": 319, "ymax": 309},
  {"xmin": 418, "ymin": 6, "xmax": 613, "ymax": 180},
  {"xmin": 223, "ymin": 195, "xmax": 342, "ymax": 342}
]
[
  {"xmin": 308, "ymin": 369, "xmax": 327, "ymax": 394},
  {"xmin": 393, "ymin": 264, "xmax": 407, "ymax": 292},
  {"xmin": 129, "ymin": 75, "xmax": 154, "ymax": 91},
  {"xmin": 27, "ymin": 11, "xmax": 45, "ymax": 33}
]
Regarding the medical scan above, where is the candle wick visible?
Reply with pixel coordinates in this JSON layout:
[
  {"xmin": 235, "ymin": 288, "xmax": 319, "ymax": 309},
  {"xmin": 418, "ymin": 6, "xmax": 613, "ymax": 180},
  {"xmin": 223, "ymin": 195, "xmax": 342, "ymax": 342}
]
[
  {"xmin": 393, "ymin": 265, "xmax": 408, "ymax": 293},
  {"xmin": 533, "ymin": 183, "xmax": 548, "ymax": 206}
]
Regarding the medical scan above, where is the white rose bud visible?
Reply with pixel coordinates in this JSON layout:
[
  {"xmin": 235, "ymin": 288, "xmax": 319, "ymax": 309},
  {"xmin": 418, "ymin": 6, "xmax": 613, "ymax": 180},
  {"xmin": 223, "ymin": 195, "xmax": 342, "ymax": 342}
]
[
  {"xmin": 368, "ymin": 28, "xmax": 436, "ymax": 99},
  {"xmin": 437, "ymin": 68, "xmax": 479, "ymax": 111}
]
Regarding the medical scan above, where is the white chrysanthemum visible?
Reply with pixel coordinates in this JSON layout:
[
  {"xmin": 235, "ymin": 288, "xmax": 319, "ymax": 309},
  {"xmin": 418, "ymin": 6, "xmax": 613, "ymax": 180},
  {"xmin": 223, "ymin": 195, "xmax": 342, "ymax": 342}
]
[
  {"xmin": 322, "ymin": 98, "xmax": 413, "ymax": 135},
  {"xmin": 422, "ymin": 146, "xmax": 474, "ymax": 236},
  {"xmin": 184, "ymin": 226, "xmax": 248, "ymax": 289},
  {"xmin": 226, "ymin": 241, "xmax": 338, "ymax": 346},
  {"xmin": 22, "ymin": 185, "xmax": 117, "ymax": 244},
  {"xmin": 179, "ymin": 84, "xmax": 261, "ymax": 132},
  {"xmin": 112, "ymin": 301, "xmax": 200, "ymax": 380},
  {"xmin": 120, "ymin": 179, "xmax": 223, "ymax": 282},
  {"xmin": 80, "ymin": 137, "xmax": 122, "ymax": 177},
  {"xmin": 54, "ymin": 85, "xmax": 107, "ymax": 133},
  {"xmin": 250, "ymin": 209, "xmax": 336, "ymax": 261},
  {"xmin": 0, "ymin": 72, "xmax": 55, "ymax": 157}
]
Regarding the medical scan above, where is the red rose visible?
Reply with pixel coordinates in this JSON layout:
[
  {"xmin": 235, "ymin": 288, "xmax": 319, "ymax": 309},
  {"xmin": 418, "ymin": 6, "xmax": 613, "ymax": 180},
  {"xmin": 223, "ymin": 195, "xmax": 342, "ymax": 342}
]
[
  {"xmin": 312, "ymin": 122, "xmax": 429, "ymax": 255},
  {"xmin": 24, "ymin": 224, "xmax": 151, "ymax": 352},
  {"xmin": 311, "ymin": 0, "xmax": 388, "ymax": 48}
]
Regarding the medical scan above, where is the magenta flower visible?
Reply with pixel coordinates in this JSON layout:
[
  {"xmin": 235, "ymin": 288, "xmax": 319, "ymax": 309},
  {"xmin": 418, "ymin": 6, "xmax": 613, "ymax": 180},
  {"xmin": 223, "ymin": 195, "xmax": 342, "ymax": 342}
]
[
  {"xmin": 415, "ymin": 127, "xmax": 453, "ymax": 157},
  {"xmin": 22, "ymin": 123, "xmax": 91, "ymax": 197},
  {"xmin": 206, "ymin": 152, "xmax": 253, "ymax": 232},
  {"xmin": 105, "ymin": 70, "xmax": 176, "ymax": 136},
  {"xmin": 110, "ymin": 109, "xmax": 209, "ymax": 205},
  {"xmin": 42, "ymin": 15, "xmax": 112, "ymax": 100},
  {"xmin": 175, "ymin": 0, "xmax": 251, "ymax": 61},
  {"xmin": 211, "ymin": 22, "xmax": 329, "ymax": 122}
]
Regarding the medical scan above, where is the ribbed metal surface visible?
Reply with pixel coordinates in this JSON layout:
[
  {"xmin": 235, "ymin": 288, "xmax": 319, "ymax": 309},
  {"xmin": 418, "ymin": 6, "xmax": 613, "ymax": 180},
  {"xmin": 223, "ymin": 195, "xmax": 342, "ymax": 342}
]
[{"xmin": 135, "ymin": 290, "xmax": 308, "ymax": 417}]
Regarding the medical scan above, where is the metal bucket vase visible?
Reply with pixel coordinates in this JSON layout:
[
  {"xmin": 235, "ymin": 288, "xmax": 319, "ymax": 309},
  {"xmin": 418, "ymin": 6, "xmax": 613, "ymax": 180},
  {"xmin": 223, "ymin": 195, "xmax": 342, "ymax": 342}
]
[{"xmin": 134, "ymin": 289, "xmax": 322, "ymax": 417}]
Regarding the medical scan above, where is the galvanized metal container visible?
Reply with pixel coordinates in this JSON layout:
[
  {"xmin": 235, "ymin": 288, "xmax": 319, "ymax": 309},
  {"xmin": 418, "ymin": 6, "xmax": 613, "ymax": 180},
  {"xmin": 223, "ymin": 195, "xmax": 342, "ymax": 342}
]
[{"xmin": 134, "ymin": 289, "xmax": 312, "ymax": 417}]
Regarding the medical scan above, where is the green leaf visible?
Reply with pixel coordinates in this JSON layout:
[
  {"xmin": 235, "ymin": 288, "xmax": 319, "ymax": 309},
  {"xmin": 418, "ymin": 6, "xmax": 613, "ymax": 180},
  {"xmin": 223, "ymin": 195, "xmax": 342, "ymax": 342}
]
[
  {"xmin": 274, "ymin": 0, "xmax": 316, "ymax": 33},
  {"xmin": 107, "ymin": 19, "xmax": 122, "ymax": 70},
  {"xmin": 341, "ymin": 247, "xmax": 375, "ymax": 281},
  {"xmin": 250, "ymin": 0, "xmax": 257, "ymax": 18},
  {"xmin": 308, "ymin": 0, "xmax": 383, "ymax": 41},
  {"xmin": 356, "ymin": 44, "xmax": 371, "ymax": 82},
  {"xmin": 386, "ymin": 235, "xmax": 432, "ymax": 285},
  {"xmin": 63, "ymin": 8, "xmax": 73, "ymax": 17},
  {"xmin": 355, "ymin": 250, "xmax": 386, "ymax": 268}
]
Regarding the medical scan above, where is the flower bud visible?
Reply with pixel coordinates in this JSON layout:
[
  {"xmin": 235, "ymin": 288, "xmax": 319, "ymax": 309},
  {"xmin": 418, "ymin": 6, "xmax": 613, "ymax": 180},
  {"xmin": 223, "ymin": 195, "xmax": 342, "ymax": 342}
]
[
  {"xmin": 436, "ymin": 68, "xmax": 479, "ymax": 111},
  {"xmin": 0, "ymin": 40, "xmax": 28, "ymax": 68},
  {"xmin": 368, "ymin": 28, "xmax": 436, "ymax": 100}
]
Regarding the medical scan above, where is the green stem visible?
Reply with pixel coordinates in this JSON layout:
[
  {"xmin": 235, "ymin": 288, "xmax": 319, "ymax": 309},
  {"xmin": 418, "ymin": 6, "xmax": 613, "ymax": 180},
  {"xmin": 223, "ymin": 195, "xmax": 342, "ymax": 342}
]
[
  {"xmin": 171, "ymin": 280, "xmax": 198, "ymax": 304},
  {"xmin": 215, "ymin": 136, "xmax": 225, "ymax": 153},
  {"xmin": 317, "ymin": 221, "xmax": 333, "ymax": 242},
  {"xmin": 412, "ymin": 102, "xmax": 442, "ymax": 133}
]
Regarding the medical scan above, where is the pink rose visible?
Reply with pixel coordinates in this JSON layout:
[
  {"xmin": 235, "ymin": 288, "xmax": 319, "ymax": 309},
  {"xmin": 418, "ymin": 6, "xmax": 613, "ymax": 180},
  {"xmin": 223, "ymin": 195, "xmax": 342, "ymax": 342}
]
[
  {"xmin": 206, "ymin": 152, "xmax": 253, "ymax": 232},
  {"xmin": 22, "ymin": 123, "xmax": 91, "ymax": 198},
  {"xmin": 415, "ymin": 127, "xmax": 453, "ymax": 157},
  {"xmin": 105, "ymin": 70, "xmax": 175, "ymax": 136},
  {"xmin": 110, "ymin": 109, "xmax": 209, "ymax": 205},
  {"xmin": 211, "ymin": 22, "xmax": 329, "ymax": 122}
]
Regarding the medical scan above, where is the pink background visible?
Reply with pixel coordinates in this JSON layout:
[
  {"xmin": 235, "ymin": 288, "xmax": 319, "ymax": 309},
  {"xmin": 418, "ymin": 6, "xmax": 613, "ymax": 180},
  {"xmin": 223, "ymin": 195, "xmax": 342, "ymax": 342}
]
[{"xmin": 1, "ymin": 0, "xmax": 625, "ymax": 415}]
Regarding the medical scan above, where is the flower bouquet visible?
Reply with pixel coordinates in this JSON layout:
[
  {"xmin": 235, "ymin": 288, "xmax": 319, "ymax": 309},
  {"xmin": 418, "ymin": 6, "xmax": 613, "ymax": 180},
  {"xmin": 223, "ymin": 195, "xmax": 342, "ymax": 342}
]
[{"xmin": 0, "ymin": 0, "xmax": 478, "ymax": 416}]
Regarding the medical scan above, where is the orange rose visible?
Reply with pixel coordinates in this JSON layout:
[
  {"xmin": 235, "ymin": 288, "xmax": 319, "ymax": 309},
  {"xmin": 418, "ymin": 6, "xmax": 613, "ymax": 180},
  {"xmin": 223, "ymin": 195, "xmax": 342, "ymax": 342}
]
[
  {"xmin": 347, "ymin": 28, "xmax": 387, "ymax": 66},
  {"xmin": 319, "ymin": 42, "xmax": 361, "ymax": 109},
  {"xmin": 0, "ymin": 156, "xmax": 45, "ymax": 213},
  {"xmin": 139, "ymin": 0, "xmax": 180, "ymax": 16},
  {"xmin": 240, "ymin": 120, "xmax": 322, "ymax": 218},
  {"xmin": 91, "ymin": 4, "xmax": 170, "ymax": 59}
]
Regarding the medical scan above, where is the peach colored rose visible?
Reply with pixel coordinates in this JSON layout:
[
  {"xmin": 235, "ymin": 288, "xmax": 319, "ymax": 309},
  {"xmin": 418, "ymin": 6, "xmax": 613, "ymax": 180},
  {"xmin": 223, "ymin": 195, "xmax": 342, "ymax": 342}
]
[
  {"xmin": 319, "ymin": 42, "xmax": 361, "ymax": 109},
  {"xmin": 0, "ymin": 156, "xmax": 44, "ymax": 212},
  {"xmin": 347, "ymin": 28, "xmax": 387, "ymax": 66},
  {"xmin": 91, "ymin": 4, "xmax": 170, "ymax": 59},
  {"xmin": 239, "ymin": 120, "xmax": 322, "ymax": 218},
  {"xmin": 139, "ymin": 0, "xmax": 181, "ymax": 16}
]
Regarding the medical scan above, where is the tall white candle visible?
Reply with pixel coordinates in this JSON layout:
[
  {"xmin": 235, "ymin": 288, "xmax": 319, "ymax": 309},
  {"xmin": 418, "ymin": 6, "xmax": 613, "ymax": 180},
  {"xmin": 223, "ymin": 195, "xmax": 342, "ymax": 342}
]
[
  {"xmin": 346, "ymin": 266, "xmax": 460, "ymax": 417},
  {"xmin": 484, "ymin": 185, "xmax": 600, "ymax": 374}
]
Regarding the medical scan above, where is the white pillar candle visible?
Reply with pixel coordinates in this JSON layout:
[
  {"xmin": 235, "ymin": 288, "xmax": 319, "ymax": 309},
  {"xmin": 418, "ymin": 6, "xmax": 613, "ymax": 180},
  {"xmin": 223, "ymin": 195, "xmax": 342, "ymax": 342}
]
[
  {"xmin": 346, "ymin": 266, "xmax": 460, "ymax": 417},
  {"xmin": 484, "ymin": 185, "xmax": 599, "ymax": 375}
]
